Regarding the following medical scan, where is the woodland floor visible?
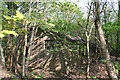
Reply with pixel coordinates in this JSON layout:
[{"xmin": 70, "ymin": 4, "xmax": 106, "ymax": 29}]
[
  {"xmin": 0, "ymin": 56, "xmax": 120, "ymax": 79},
  {"xmin": 0, "ymin": 65, "xmax": 11, "ymax": 79}
]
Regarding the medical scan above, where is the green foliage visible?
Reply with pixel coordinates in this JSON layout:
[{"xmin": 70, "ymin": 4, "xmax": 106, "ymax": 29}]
[
  {"xmin": 79, "ymin": 69, "xmax": 83, "ymax": 74},
  {"xmin": 2, "ymin": 10, "xmax": 27, "ymax": 38},
  {"xmin": 114, "ymin": 61, "xmax": 120, "ymax": 75},
  {"xmin": 13, "ymin": 11, "xmax": 25, "ymax": 20},
  {"xmin": 46, "ymin": 2, "xmax": 85, "ymax": 36},
  {"xmin": 3, "ymin": 15, "xmax": 13, "ymax": 20},
  {"xmin": 2, "ymin": 1, "xmax": 120, "ymax": 79},
  {"xmin": 90, "ymin": 76, "xmax": 98, "ymax": 80},
  {"xmin": 22, "ymin": 29, "xmax": 29, "ymax": 34},
  {"xmin": 25, "ymin": 57, "xmax": 31, "ymax": 61},
  {"xmin": 2, "ymin": 7, "xmax": 33, "ymax": 37},
  {"xmin": 12, "ymin": 75, "xmax": 19, "ymax": 80},
  {"xmin": 30, "ymin": 72, "xmax": 45, "ymax": 78},
  {"xmin": 0, "ymin": 30, "xmax": 18, "ymax": 38},
  {"xmin": 2, "ymin": 30, "xmax": 18, "ymax": 36},
  {"xmin": 14, "ymin": 2, "xmax": 20, "ymax": 6},
  {"xmin": 12, "ymin": 78, "xmax": 18, "ymax": 80},
  {"xmin": 0, "ymin": 33, "xmax": 5, "ymax": 38},
  {"xmin": 31, "ymin": 72, "xmax": 36, "ymax": 77},
  {"xmin": 3, "ymin": 11, "xmax": 25, "ymax": 21},
  {"xmin": 101, "ymin": 59, "xmax": 110, "ymax": 63}
]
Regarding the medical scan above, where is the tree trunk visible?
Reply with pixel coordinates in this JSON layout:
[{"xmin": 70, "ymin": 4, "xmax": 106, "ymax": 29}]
[
  {"xmin": 85, "ymin": 2, "xmax": 92, "ymax": 78},
  {"xmin": 116, "ymin": 1, "xmax": 120, "ymax": 61},
  {"xmin": 0, "ymin": 0, "xmax": 4, "ymax": 67},
  {"xmin": 22, "ymin": 1, "xmax": 32, "ymax": 77},
  {"xmin": 22, "ymin": 23, "xmax": 28, "ymax": 77},
  {"xmin": 95, "ymin": 1, "xmax": 118, "ymax": 80},
  {"xmin": 86, "ymin": 34, "xmax": 90, "ymax": 78},
  {"xmin": 117, "ymin": 1, "xmax": 120, "ymax": 77},
  {"xmin": 0, "ymin": 39, "xmax": 5, "ymax": 67},
  {"xmin": 25, "ymin": 0, "xmax": 39, "ymax": 74}
]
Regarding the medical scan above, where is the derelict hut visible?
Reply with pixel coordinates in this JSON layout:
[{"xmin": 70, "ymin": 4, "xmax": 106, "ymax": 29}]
[
  {"xmin": 28, "ymin": 28, "xmax": 66, "ymax": 72},
  {"xmin": 28, "ymin": 28, "xmax": 99, "ymax": 74}
]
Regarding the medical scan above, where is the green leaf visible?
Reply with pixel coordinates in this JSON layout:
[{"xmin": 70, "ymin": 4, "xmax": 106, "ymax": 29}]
[
  {"xmin": 3, "ymin": 15, "xmax": 13, "ymax": 19},
  {"xmin": 101, "ymin": 59, "xmax": 109, "ymax": 63},
  {"xmin": 12, "ymin": 78, "xmax": 18, "ymax": 80},
  {"xmin": 79, "ymin": 69, "xmax": 83, "ymax": 74},
  {"xmin": 115, "ymin": 69, "xmax": 118, "ymax": 74},
  {"xmin": 54, "ymin": 48, "xmax": 59, "ymax": 51},
  {"xmin": 69, "ymin": 49, "xmax": 72, "ymax": 51},
  {"xmin": 0, "ymin": 25, "xmax": 2, "ymax": 30},
  {"xmin": 90, "ymin": 76, "xmax": 98, "ymax": 80},
  {"xmin": 52, "ymin": 29, "xmax": 58, "ymax": 33},
  {"xmin": 26, "ymin": 20, "xmax": 31, "ymax": 24},
  {"xmin": 18, "ymin": 32, "xmax": 24, "ymax": 35},
  {"xmin": 115, "ymin": 65, "xmax": 119, "ymax": 69},
  {"xmin": 31, "ymin": 72, "xmax": 35, "ymax": 75},
  {"xmin": 23, "ymin": 30, "xmax": 29, "ymax": 34},
  {"xmin": 114, "ymin": 61, "xmax": 119, "ymax": 64},
  {"xmin": 0, "ymin": 33, "xmax": 5, "ymax": 38},
  {"xmin": 103, "ymin": 16, "xmax": 107, "ymax": 18},
  {"xmin": 48, "ymin": 23, "xmax": 55, "ymax": 27},
  {"xmin": 0, "ymin": 56, "xmax": 3, "ymax": 59},
  {"xmin": 25, "ymin": 57, "xmax": 31, "ymax": 61},
  {"xmin": 2, "ymin": 30, "xmax": 18, "ymax": 36},
  {"xmin": 14, "ymin": 2, "xmax": 20, "ymax": 6},
  {"xmin": 37, "ymin": 76, "xmax": 43, "ymax": 79},
  {"xmin": 15, "ymin": 11, "xmax": 24, "ymax": 19},
  {"xmin": 37, "ymin": 74, "xmax": 45, "ymax": 78}
]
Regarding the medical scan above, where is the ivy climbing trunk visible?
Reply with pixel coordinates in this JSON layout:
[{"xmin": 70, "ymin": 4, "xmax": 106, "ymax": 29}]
[{"xmin": 95, "ymin": 1, "xmax": 118, "ymax": 80}]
